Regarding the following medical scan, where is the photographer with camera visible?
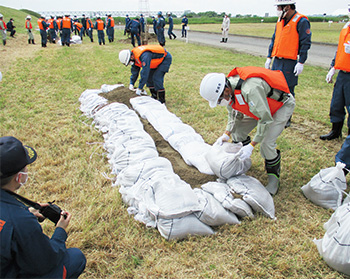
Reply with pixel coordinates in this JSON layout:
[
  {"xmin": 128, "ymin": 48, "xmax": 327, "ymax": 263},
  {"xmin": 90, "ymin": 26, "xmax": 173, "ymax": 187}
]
[{"xmin": 0, "ymin": 136, "xmax": 86, "ymax": 278}]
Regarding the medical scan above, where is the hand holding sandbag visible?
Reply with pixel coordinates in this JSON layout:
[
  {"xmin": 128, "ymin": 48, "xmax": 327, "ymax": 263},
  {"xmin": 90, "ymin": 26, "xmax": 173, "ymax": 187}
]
[
  {"xmin": 214, "ymin": 133, "xmax": 230, "ymax": 146},
  {"xmin": 240, "ymin": 143, "xmax": 254, "ymax": 160}
]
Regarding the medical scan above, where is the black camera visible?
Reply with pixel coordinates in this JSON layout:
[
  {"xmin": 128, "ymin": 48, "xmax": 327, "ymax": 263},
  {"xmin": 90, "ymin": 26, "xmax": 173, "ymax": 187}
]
[{"xmin": 39, "ymin": 201, "xmax": 67, "ymax": 225}]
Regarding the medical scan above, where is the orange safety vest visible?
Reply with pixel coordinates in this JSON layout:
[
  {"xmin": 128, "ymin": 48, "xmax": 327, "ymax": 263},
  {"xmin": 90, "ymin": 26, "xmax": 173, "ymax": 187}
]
[
  {"xmin": 334, "ymin": 22, "xmax": 350, "ymax": 72},
  {"xmin": 25, "ymin": 19, "xmax": 32, "ymax": 29},
  {"xmin": 108, "ymin": 17, "xmax": 115, "ymax": 27},
  {"xmin": 86, "ymin": 19, "xmax": 92, "ymax": 29},
  {"xmin": 271, "ymin": 12, "xmax": 308, "ymax": 60},
  {"xmin": 61, "ymin": 17, "xmax": 71, "ymax": 29},
  {"xmin": 37, "ymin": 18, "xmax": 45, "ymax": 30},
  {"xmin": 132, "ymin": 45, "xmax": 167, "ymax": 69},
  {"xmin": 227, "ymin": 66, "xmax": 291, "ymax": 120},
  {"xmin": 74, "ymin": 22, "xmax": 83, "ymax": 31},
  {"xmin": 0, "ymin": 20, "xmax": 6, "ymax": 30},
  {"xmin": 96, "ymin": 19, "xmax": 104, "ymax": 30}
]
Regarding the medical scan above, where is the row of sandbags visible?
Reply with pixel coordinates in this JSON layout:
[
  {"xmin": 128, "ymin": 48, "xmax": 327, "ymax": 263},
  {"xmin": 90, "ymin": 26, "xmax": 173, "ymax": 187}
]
[
  {"xmin": 301, "ymin": 162, "xmax": 350, "ymax": 275},
  {"xmin": 79, "ymin": 85, "xmax": 275, "ymax": 240}
]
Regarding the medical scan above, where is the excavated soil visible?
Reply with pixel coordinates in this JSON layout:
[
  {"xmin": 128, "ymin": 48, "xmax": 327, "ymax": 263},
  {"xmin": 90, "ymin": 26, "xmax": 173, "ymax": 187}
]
[{"xmin": 100, "ymin": 86, "xmax": 216, "ymax": 188}]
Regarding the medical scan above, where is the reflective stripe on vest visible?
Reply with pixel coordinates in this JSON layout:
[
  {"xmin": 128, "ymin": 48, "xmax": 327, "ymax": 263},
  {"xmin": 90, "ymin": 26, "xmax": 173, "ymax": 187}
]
[
  {"xmin": 132, "ymin": 45, "xmax": 167, "ymax": 69},
  {"xmin": 37, "ymin": 18, "xmax": 45, "ymax": 30},
  {"xmin": 271, "ymin": 13, "xmax": 307, "ymax": 60},
  {"xmin": 25, "ymin": 20, "xmax": 32, "ymax": 29},
  {"xmin": 227, "ymin": 66, "xmax": 290, "ymax": 120},
  {"xmin": 62, "ymin": 17, "xmax": 71, "ymax": 29},
  {"xmin": 335, "ymin": 22, "xmax": 350, "ymax": 72}
]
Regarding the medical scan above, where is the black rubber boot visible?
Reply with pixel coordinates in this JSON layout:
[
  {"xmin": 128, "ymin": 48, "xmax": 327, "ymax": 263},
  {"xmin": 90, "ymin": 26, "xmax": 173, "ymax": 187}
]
[
  {"xmin": 225, "ymin": 38, "xmax": 228, "ymax": 43},
  {"xmin": 233, "ymin": 136, "xmax": 251, "ymax": 146},
  {"xmin": 320, "ymin": 121, "xmax": 343, "ymax": 140},
  {"xmin": 220, "ymin": 38, "xmax": 224, "ymax": 43},
  {"xmin": 158, "ymin": 90, "xmax": 166, "ymax": 104},
  {"xmin": 3, "ymin": 40, "xmax": 6, "ymax": 46},
  {"xmin": 32, "ymin": 39, "xmax": 35, "ymax": 44},
  {"xmin": 150, "ymin": 87, "xmax": 157, "ymax": 99},
  {"xmin": 28, "ymin": 39, "xmax": 31, "ymax": 44},
  {"xmin": 265, "ymin": 150, "xmax": 281, "ymax": 195}
]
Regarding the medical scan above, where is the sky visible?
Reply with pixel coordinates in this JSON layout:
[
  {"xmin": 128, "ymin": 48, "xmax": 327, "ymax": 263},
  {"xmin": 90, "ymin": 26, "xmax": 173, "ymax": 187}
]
[{"xmin": 1, "ymin": 0, "xmax": 348, "ymax": 17}]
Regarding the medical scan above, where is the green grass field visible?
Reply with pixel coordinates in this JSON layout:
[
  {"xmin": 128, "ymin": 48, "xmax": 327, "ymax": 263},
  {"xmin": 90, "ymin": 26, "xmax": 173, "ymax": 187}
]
[{"xmin": 1, "ymin": 6, "xmax": 349, "ymax": 279}]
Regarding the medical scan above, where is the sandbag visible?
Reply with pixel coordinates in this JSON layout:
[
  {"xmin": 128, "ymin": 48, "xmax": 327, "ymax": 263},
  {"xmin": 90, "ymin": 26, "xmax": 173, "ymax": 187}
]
[
  {"xmin": 205, "ymin": 142, "xmax": 252, "ymax": 179},
  {"xmin": 301, "ymin": 162, "xmax": 347, "ymax": 210},
  {"xmin": 157, "ymin": 214, "xmax": 215, "ymax": 240},
  {"xmin": 100, "ymin": 84, "xmax": 123, "ymax": 93},
  {"xmin": 227, "ymin": 175, "xmax": 276, "ymax": 219},
  {"xmin": 193, "ymin": 188, "xmax": 240, "ymax": 226},
  {"xmin": 313, "ymin": 202, "xmax": 350, "ymax": 275},
  {"xmin": 201, "ymin": 181, "xmax": 254, "ymax": 218}
]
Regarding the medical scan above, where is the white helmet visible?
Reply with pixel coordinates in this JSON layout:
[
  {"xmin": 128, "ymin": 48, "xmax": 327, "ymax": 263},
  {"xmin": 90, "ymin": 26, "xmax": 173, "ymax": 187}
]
[
  {"xmin": 26, "ymin": 15, "xmax": 32, "ymax": 19},
  {"xmin": 274, "ymin": 0, "xmax": 296, "ymax": 5},
  {"xmin": 0, "ymin": 14, "xmax": 3, "ymax": 18},
  {"xmin": 200, "ymin": 73, "xmax": 226, "ymax": 108},
  {"xmin": 119, "ymin": 50, "xmax": 132, "ymax": 66}
]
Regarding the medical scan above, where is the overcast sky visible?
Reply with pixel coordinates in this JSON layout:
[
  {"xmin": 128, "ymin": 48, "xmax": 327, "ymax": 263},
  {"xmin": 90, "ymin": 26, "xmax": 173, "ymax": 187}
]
[{"xmin": 1, "ymin": 0, "xmax": 348, "ymax": 17}]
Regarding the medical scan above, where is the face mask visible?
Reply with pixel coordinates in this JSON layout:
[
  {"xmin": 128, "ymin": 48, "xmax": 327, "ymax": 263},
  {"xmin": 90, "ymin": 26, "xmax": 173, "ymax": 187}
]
[
  {"xmin": 17, "ymin": 172, "xmax": 28, "ymax": 187},
  {"xmin": 218, "ymin": 99, "xmax": 230, "ymax": 107},
  {"xmin": 129, "ymin": 61, "xmax": 134, "ymax": 66},
  {"xmin": 276, "ymin": 10, "xmax": 283, "ymax": 18}
]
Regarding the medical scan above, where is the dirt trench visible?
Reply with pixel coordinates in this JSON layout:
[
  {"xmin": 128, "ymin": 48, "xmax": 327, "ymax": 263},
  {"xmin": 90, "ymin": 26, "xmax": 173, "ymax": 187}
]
[{"xmin": 100, "ymin": 86, "xmax": 216, "ymax": 188}]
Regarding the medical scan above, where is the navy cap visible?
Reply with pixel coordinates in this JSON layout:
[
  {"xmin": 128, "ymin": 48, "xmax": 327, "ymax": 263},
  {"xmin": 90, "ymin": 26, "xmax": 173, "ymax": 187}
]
[{"xmin": 0, "ymin": 136, "xmax": 37, "ymax": 178}]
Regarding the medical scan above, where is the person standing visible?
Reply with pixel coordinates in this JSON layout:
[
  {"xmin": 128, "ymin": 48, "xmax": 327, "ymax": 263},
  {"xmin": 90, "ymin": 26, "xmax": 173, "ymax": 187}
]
[
  {"xmin": 48, "ymin": 16, "xmax": 58, "ymax": 44},
  {"xmin": 119, "ymin": 45, "xmax": 172, "ymax": 104},
  {"xmin": 106, "ymin": 14, "xmax": 115, "ymax": 43},
  {"xmin": 152, "ymin": 16, "xmax": 157, "ymax": 35},
  {"xmin": 200, "ymin": 67, "xmax": 295, "ymax": 195},
  {"xmin": 127, "ymin": 17, "xmax": 141, "ymax": 47},
  {"xmin": 38, "ymin": 15, "xmax": 48, "ymax": 47},
  {"xmin": 81, "ymin": 14, "xmax": 87, "ymax": 36},
  {"xmin": 86, "ymin": 15, "xmax": 93, "ymax": 42},
  {"xmin": 94, "ymin": 16, "xmax": 105, "ymax": 45},
  {"xmin": 320, "ymin": 9, "xmax": 350, "ymax": 141},
  {"xmin": 0, "ymin": 14, "xmax": 7, "ymax": 46},
  {"xmin": 265, "ymin": 0, "xmax": 311, "ymax": 127},
  {"xmin": 220, "ymin": 14, "xmax": 230, "ymax": 43},
  {"xmin": 167, "ymin": 13, "xmax": 176, "ymax": 40},
  {"xmin": 25, "ymin": 15, "xmax": 35, "ymax": 44},
  {"xmin": 6, "ymin": 18, "xmax": 16, "ymax": 38},
  {"xmin": 181, "ymin": 15, "xmax": 188, "ymax": 38},
  {"xmin": 56, "ymin": 15, "xmax": 63, "ymax": 39},
  {"xmin": 124, "ymin": 14, "xmax": 131, "ymax": 36},
  {"xmin": 0, "ymin": 136, "xmax": 86, "ymax": 278},
  {"xmin": 60, "ymin": 14, "xmax": 73, "ymax": 47},
  {"xmin": 156, "ymin": 11, "xmax": 166, "ymax": 46}
]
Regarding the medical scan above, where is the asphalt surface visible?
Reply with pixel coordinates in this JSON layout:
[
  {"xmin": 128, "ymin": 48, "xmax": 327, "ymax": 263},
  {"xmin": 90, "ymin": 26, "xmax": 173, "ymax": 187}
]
[{"xmin": 173, "ymin": 30, "xmax": 337, "ymax": 69}]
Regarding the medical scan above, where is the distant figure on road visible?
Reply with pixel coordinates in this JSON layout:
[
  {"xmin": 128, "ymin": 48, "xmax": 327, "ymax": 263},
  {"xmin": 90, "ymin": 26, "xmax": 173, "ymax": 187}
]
[
  {"xmin": 156, "ymin": 11, "xmax": 166, "ymax": 46},
  {"xmin": 220, "ymin": 14, "xmax": 230, "ymax": 43},
  {"xmin": 124, "ymin": 14, "xmax": 131, "ymax": 36},
  {"xmin": 152, "ymin": 16, "xmax": 157, "ymax": 35},
  {"xmin": 167, "ymin": 13, "xmax": 176, "ymax": 40},
  {"xmin": 265, "ymin": 0, "xmax": 311, "ymax": 127},
  {"xmin": 181, "ymin": 15, "xmax": 188, "ymax": 38},
  {"xmin": 320, "ymin": 9, "xmax": 350, "ymax": 141}
]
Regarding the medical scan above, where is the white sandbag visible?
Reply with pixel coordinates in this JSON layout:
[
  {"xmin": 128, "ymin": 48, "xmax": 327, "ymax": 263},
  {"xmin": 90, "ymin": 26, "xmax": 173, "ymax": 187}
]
[
  {"xmin": 301, "ymin": 162, "xmax": 347, "ymax": 210},
  {"xmin": 201, "ymin": 181, "xmax": 254, "ymax": 218},
  {"xmin": 193, "ymin": 188, "xmax": 240, "ymax": 226},
  {"xmin": 227, "ymin": 175, "xmax": 276, "ymax": 219},
  {"xmin": 104, "ymin": 132, "xmax": 154, "ymax": 154},
  {"xmin": 101, "ymin": 84, "xmax": 124, "ymax": 93},
  {"xmin": 157, "ymin": 214, "xmax": 215, "ymax": 240},
  {"xmin": 70, "ymin": 35, "xmax": 82, "ymax": 44},
  {"xmin": 205, "ymin": 142, "xmax": 252, "ymax": 179},
  {"xmin": 313, "ymin": 202, "xmax": 350, "ymax": 275},
  {"xmin": 79, "ymin": 90, "xmax": 107, "ymax": 117},
  {"xmin": 115, "ymin": 157, "xmax": 173, "ymax": 188}
]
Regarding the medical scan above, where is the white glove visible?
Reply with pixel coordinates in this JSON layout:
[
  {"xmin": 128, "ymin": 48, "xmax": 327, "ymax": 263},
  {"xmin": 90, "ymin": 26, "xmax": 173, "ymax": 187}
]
[
  {"xmin": 265, "ymin": 58, "xmax": 272, "ymax": 69},
  {"xmin": 294, "ymin": 62, "xmax": 304, "ymax": 76},
  {"xmin": 326, "ymin": 67, "xmax": 335, "ymax": 83},
  {"xmin": 240, "ymin": 143, "xmax": 254, "ymax": 160},
  {"xmin": 214, "ymin": 133, "xmax": 230, "ymax": 146},
  {"xmin": 344, "ymin": 41, "xmax": 350, "ymax": 54},
  {"xmin": 129, "ymin": 84, "xmax": 136, "ymax": 91}
]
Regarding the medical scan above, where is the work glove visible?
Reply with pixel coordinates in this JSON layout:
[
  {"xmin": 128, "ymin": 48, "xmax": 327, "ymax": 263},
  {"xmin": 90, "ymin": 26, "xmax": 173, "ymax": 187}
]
[
  {"xmin": 294, "ymin": 62, "xmax": 304, "ymax": 76},
  {"xmin": 325, "ymin": 67, "xmax": 335, "ymax": 83},
  {"xmin": 129, "ymin": 84, "xmax": 136, "ymax": 91},
  {"xmin": 240, "ymin": 143, "xmax": 254, "ymax": 160},
  {"xmin": 264, "ymin": 58, "xmax": 272, "ymax": 69},
  {"xmin": 344, "ymin": 41, "xmax": 350, "ymax": 54},
  {"xmin": 214, "ymin": 133, "xmax": 230, "ymax": 146}
]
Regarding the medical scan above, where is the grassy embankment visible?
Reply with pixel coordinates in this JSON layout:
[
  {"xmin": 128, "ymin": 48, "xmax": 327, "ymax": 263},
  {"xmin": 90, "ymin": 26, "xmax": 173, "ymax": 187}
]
[{"xmin": 0, "ymin": 6, "xmax": 349, "ymax": 279}]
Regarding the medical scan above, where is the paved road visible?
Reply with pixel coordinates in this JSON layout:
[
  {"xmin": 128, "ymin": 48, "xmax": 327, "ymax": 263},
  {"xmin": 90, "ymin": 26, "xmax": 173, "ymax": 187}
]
[{"xmin": 172, "ymin": 30, "xmax": 337, "ymax": 69}]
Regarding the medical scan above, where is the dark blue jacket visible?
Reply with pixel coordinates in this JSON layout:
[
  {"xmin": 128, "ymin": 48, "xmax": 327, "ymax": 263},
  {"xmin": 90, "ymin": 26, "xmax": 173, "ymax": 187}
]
[
  {"xmin": 128, "ymin": 19, "xmax": 141, "ymax": 33},
  {"xmin": 0, "ymin": 189, "xmax": 68, "ymax": 278},
  {"xmin": 140, "ymin": 17, "xmax": 145, "ymax": 32}
]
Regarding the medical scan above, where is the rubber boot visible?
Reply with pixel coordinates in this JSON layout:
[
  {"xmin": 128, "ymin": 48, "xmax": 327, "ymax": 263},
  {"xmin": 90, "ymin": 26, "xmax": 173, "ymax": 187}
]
[
  {"xmin": 173, "ymin": 34, "xmax": 176, "ymax": 39},
  {"xmin": 220, "ymin": 38, "xmax": 224, "ymax": 43},
  {"xmin": 320, "ymin": 121, "xmax": 343, "ymax": 140},
  {"xmin": 150, "ymin": 87, "xmax": 157, "ymax": 99},
  {"xmin": 32, "ymin": 39, "xmax": 35, "ymax": 44},
  {"xmin": 3, "ymin": 40, "xmax": 6, "ymax": 46},
  {"xmin": 158, "ymin": 90, "xmax": 166, "ymax": 104},
  {"xmin": 225, "ymin": 38, "xmax": 228, "ymax": 43},
  {"xmin": 233, "ymin": 136, "xmax": 251, "ymax": 146},
  {"xmin": 265, "ymin": 150, "xmax": 281, "ymax": 195},
  {"xmin": 28, "ymin": 39, "xmax": 31, "ymax": 44}
]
